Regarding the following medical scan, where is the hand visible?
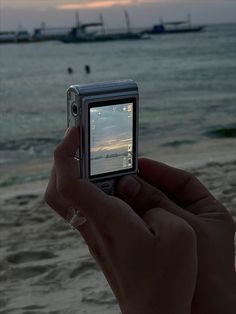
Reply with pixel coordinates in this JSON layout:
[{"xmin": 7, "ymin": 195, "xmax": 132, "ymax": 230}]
[
  {"xmin": 45, "ymin": 128, "xmax": 197, "ymax": 314},
  {"xmin": 117, "ymin": 158, "xmax": 236, "ymax": 314}
]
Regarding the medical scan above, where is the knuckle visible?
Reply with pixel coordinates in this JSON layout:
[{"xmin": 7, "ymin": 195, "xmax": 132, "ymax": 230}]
[
  {"xmin": 44, "ymin": 184, "xmax": 54, "ymax": 206},
  {"xmin": 178, "ymin": 171, "xmax": 195, "ymax": 190},
  {"xmin": 134, "ymin": 185, "xmax": 165, "ymax": 215},
  {"xmin": 44, "ymin": 188, "xmax": 56, "ymax": 210},
  {"xmin": 44, "ymin": 190, "xmax": 51, "ymax": 207},
  {"xmin": 53, "ymin": 143, "xmax": 63, "ymax": 161},
  {"xmin": 180, "ymin": 168, "xmax": 192, "ymax": 179},
  {"xmin": 172, "ymin": 219, "xmax": 196, "ymax": 242},
  {"xmin": 227, "ymin": 214, "xmax": 236, "ymax": 233},
  {"xmin": 56, "ymin": 178, "xmax": 71, "ymax": 198},
  {"xmin": 152, "ymin": 190, "xmax": 165, "ymax": 205}
]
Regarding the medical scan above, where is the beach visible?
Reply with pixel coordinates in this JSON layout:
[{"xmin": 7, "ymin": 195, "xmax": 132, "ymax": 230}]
[
  {"xmin": 0, "ymin": 159, "xmax": 236, "ymax": 313},
  {"xmin": 0, "ymin": 23, "xmax": 236, "ymax": 313}
]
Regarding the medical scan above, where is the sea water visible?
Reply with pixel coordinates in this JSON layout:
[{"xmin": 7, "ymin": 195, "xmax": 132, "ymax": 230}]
[
  {"xmin": 0, "ymin": 24, "xmax": 236, "ymax": 187},
  {"xmin": 0, "ymin": 23, "xmax": 236, "ymax": 314}
]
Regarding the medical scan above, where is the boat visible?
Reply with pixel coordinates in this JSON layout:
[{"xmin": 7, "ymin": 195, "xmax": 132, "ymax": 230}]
[
  {"xmin": 0, "ymin": 30, "xmax": 31, "ymax": 44},
  {"xmin": 33, "ymin": 27, "xmax": 73, "ymax": 41},
  {"xmin": 60, "ymin": 10, "xmax": 146, "ymax": 43},
  {"xmin": 0, "ymin": 11, "xmax": 147, "ymax": 44},
  {"xmin": 61, "ymin": 25, "xmax": 144, "ymax": 43},
  {"xmin": 145, "ymin": 16, "xmax": 205, "ymax": 35}
]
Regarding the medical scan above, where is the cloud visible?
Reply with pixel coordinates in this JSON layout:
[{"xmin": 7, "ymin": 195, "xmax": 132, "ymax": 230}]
[
  {"xmin": 1, "ymin": 0, "xmax": 59, "ymax": 10},
  {"xmin": 3, "ymin": 1, "xmax": 230, "ymax": 11},
  {"xmin": 57, "ymin": 1, "xmax": 131, "ymax": 10},
  {"xmin": 56, "ymin": 0, "xmax": 163, "ymax": 10}
]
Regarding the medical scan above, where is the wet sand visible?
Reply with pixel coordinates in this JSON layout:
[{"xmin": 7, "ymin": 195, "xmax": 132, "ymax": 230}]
[{"xmin": 0, "ymin": 160, "xmax": 236, "ymax": 313}]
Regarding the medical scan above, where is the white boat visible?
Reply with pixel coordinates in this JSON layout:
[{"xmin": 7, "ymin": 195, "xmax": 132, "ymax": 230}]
[{"xmin": 0, "ymin": 30, "xmax": 31, "ymax": 44}]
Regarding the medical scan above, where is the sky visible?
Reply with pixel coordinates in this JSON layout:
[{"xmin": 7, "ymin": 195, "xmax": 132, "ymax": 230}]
[{"xmin": 0, "ymin": 0, "xmax": 235, "ymax": 31}]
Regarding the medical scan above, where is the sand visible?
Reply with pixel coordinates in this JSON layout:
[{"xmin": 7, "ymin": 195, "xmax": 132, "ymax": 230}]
[{"xmin": 0, "ymin": 160, "xmax": 235, "ymax": 313}]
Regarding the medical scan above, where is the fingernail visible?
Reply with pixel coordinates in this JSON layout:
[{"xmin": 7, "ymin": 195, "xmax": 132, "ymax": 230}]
[
  {"xmin": 66, "ymin": 207, "xmax": 87, "ymax": 229},
  {"xmin": 118, "ymin": 176, "xmax": 141, "ymax": 199},
  {"xmin": 64, "ymin": 128, "xmax": 71, "ymax": 138}
]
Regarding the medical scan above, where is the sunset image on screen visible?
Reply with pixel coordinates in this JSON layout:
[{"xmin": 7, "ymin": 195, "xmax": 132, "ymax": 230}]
[{"xmin": 90, "ymin": 103, "xmax": 133, "ymax": 176}]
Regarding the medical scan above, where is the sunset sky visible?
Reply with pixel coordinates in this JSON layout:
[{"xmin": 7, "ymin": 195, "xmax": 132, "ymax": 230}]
[{"xmin": 0, "ymin": 0, "xmax": 235, "ymax": 31}]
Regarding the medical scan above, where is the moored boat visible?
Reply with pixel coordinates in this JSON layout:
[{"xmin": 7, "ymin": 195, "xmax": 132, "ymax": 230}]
[
  {"xmin": 33, "ymin": 27, "xmax": 72, "ymax": 42},
  {"xmin": 0, "ymin": 30, "xmax": 31, "ymax": 44},
  {"xmin": 144, "ymin": 16, "xmax": 205, "ymax": 35},
  {"xmin": 60, "ymin": 10, "xmax": 147, "ymax": 43},
  {"xmin": 61, "ymin": 26, "xmax": 144, "ymax": 43}
]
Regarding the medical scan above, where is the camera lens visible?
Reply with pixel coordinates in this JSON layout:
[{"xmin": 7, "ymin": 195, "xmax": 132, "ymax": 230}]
[{"xmin": 72, "ymin": 103, "xmax": 78, "ymax": 116}]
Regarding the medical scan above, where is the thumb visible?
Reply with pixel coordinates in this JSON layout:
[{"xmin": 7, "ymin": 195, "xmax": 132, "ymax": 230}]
[
  {"xmin": 53, "ymin": 128, "xmax": 148, "ymax": 236},
  {"xmin": 143, "ymin": 207, "xmax": 195, "ymax": 240},
  {"xmin": 53, "ymin": 127, "xmax": 114, "ymax": 224},
  {"xmin": 117, "ymin": 175, "xmax": 197, "ymax": 228}
]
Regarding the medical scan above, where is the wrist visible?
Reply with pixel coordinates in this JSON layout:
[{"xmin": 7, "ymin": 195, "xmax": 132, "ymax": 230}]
[
  {"xmin": 121, "ymin": 299, "xmax": 192, "ymax": 314},
  {"xmin": 192, "ymin": 275, "xmax": 236, "ymax": 314}
]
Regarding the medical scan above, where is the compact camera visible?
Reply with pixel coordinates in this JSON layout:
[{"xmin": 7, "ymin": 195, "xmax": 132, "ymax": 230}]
[{"xmin": 67, "ymin": 79, "xmax": 139, "ymax": 194}]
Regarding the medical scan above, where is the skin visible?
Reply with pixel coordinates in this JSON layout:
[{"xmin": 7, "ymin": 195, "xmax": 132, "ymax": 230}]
[
  {"xmin": 117, "ymin": 158, "xmax": 236, "ymax": 314},
  {"xmin": 45, "ymin": 127, "xmax": 197, "ymax": 314}
]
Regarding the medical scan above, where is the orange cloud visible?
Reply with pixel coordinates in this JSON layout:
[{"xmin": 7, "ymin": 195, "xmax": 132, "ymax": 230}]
[
  {"xmin": 56, "ymin": 0, "xmax": 162, "ymax": 10},
  {"xmin": 57, "ymin": 1, "xmax": 133, "ymax": 10}
]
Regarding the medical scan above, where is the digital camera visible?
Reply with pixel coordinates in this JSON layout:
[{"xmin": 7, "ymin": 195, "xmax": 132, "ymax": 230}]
[{"xmin": 67, "ymin": 79, "xmax": 139, "ymax": 194}]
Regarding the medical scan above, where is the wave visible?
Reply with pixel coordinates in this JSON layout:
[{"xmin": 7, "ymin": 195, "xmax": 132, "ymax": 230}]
[
  {"xmin": 0, "ymin": 172, "xmax": 49, "ymax": 187},
  {"xmin": 70, "ymin": 258, "xmax": 99, "ymax": 278},
  {"xmin": 0, "ymin": 137, "xmax": 60, "ymax": 155},
  {"xmin": 161, "ymin": 139, "xmax": 196, "ymax": 147},
  {"xmin": 205, "ymin": 127, "xmax": 236, "ymax": 138},
  {"xmin": 9, "ymin": 264, "xmax": 54, "ymax": 280},
  {"xmin": 81, "ymin": 289, "xmax": 117, "ymax": 305},
  {"xmin": 7, "ymin": 251, "xmax": 56, "ymax": 264}
]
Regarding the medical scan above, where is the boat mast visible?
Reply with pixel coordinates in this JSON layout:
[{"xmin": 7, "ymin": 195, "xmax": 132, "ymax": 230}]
[
  {"xmin": 75, "ymin": 10, "xmax": 80, "ymax": 28},
  {"xmin": 124, "ymin": 10, "xmax": 131, "ymax": 33},
  {"xmin": 187, "ymin": 13, "xmax": 191, "ymax": 27},
  {"xmin": 99, "ymin": 13, "xmax": 105, "ymax": 34}
]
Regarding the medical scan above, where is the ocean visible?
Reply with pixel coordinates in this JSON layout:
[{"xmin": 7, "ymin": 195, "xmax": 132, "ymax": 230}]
[
  {"xmin": 0, "ymin": 24, "xmax": 236, "ymax": 313},
  {"xmin": 0, "ymin": 24, "xmax": 236, "ymax": 183}
]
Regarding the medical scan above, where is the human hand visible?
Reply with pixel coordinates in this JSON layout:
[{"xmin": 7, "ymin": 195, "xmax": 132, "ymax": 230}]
[
  {"xmin": 45, "ymin": 128, "xmax": 197, "ymax": 314},
  {"xmin": 117, "ymin": 158, "xmax": 236, "ymax": 314}
]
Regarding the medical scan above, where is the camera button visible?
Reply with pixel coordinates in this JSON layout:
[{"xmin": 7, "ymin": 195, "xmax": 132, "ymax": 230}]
[
  {"xmin": 102, "ymin": 188, "xmax": 111, "ymax": 194},
  {"xmin": 101, "ymin": 182, "xmax": 110, "ymax": 188}
]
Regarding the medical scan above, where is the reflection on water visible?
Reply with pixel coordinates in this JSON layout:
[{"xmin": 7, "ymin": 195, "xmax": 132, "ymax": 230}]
[{"xmin": 91, "ymin": 153, "xmax": 132, "ymax": 175}]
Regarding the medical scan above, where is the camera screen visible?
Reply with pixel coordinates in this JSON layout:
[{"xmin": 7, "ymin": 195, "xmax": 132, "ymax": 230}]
[{"xmin": 89, "ymin": 101, "xmax": 134, "ymax": 177}]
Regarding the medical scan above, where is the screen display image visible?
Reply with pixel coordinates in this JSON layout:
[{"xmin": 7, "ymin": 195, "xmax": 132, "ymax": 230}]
[{"xmin": 90, "ymin": 102, "xmax": 134, "ymax": 176}]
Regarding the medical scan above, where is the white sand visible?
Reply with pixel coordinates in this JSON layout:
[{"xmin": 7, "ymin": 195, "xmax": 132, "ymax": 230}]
[{"xmin": 0, "ymin": 160, "xmax": 235, "ymax": 313}]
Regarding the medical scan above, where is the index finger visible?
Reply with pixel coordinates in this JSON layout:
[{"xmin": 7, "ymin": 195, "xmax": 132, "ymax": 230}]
[{"xmin": 138, "ymin": 158, "xmax": 214, "ymax": 208}]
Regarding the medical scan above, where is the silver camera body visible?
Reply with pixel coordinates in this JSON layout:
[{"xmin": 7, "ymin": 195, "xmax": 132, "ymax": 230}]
[{"xmin": 67, "ymin": 79, "xmax": 139, "ymax": 194}]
